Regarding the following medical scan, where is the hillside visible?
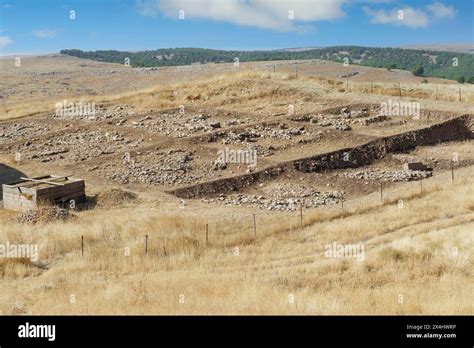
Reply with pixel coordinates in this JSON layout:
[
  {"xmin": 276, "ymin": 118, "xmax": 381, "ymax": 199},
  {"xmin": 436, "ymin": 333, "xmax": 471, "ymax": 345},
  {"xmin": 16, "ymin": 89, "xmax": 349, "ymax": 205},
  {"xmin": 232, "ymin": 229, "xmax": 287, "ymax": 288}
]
[
  {"xmin": 1, "ymin": 58, "xmax": 473, "ymax": 315},
  {"xmin": 60, "ymin": 46, "xmax": 474, "ymax": 82},
  {"xmin": 1, "ymin": 166, "xmax": 472, "ymax": 314},
  {"xmin": 401, "ymin": 43, "xmax": 474, "ymax": 54},
  {"xmin": 4, "ymin": 54, "xmax": 473, "ymax": 122}
]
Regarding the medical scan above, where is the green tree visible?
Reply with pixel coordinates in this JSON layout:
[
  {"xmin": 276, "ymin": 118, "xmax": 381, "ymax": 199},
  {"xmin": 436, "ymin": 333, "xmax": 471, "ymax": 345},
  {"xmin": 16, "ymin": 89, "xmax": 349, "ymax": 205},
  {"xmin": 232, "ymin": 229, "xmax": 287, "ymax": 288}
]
[
  {"xmin": 60, "ymin": 47, "xmax": 474, "ymax": 82},
  {"xmin": 412, "ymin": 65, "xmax": 424, "ymax": 76}
]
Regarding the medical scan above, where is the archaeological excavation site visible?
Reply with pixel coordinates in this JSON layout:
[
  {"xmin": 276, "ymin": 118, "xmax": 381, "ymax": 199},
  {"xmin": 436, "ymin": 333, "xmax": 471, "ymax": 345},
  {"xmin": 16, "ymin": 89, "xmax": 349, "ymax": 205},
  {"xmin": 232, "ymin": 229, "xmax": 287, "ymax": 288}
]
[
  {"xmin": 1, "ymin": 3, "xmax": 474, "ymax": 335},
  {"xmin": 1, "ymin": 55, "xmax": 473, "ymax": 321},
  {"xmin": 1, "ymin": 99, "xmax": 472, "ymax": 213}
]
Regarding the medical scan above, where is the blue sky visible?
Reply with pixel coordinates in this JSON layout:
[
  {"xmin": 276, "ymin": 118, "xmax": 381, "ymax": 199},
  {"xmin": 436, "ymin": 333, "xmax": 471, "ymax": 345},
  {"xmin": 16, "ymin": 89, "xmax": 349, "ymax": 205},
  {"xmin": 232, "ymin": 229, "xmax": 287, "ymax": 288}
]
[{"xmin": 0, "ymin": 0, "xmax": 472, "ymax": 55}]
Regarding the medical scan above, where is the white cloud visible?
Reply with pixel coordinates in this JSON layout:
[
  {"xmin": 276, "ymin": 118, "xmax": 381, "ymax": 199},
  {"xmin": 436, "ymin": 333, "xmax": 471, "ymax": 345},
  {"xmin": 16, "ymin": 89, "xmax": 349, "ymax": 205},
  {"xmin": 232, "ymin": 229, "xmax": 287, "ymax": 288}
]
[
  {"xmin": 427, "ymin": 2, "xmax": 455, "ymax": 19},
  {"xmin": 136, "ymin": 0, "xmax": 160, "ymax": 17},
  {"xmin": 32, "ymin": 29, "xmax": 57, "ymax": 39},
  {"xmin": 0, "ymin": 36, "xmax": 13, "ymax": 48},
  {"xmin": 137, "ymin": 0, "xmax": 457, "ymax": 31},
  {"xmin": 363, "ymin": 6, "xmax": 429, "ymax": 28},
  {"xmin": 136, "ymin": 0, "xmax": 347, "ymax": 31},
  {"xmin": 363, "ymin": 1, "xmax": 456, "ymax": 29}
]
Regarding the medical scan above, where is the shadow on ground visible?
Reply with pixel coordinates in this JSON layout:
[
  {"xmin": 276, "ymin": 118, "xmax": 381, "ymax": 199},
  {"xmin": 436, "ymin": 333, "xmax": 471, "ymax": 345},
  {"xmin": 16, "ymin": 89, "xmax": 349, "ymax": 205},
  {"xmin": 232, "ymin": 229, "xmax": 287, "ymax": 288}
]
[{"xmin": 0, "ymin": 164, "xmax": 27, "ymax": 198}]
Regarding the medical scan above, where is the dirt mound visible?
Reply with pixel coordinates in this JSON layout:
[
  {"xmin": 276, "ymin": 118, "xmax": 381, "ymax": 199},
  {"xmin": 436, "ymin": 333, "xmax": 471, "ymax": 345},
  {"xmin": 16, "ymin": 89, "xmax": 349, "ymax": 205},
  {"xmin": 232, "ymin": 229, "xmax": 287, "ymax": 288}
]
[
  {"xmin": 15, "ymin": 206, "xmax": 72, "ymax": 224},
  {"xmin": 96, "ymin": 188, "xmax": 138, "ymax": 206}
]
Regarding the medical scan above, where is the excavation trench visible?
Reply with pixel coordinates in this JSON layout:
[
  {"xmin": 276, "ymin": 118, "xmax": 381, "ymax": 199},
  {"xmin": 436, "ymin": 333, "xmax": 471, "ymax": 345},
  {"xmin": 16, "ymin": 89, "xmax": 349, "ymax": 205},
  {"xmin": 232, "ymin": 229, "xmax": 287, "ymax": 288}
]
[{"xmin": 167, "ymin": 115, "xmax": 473, "ymax": 199}]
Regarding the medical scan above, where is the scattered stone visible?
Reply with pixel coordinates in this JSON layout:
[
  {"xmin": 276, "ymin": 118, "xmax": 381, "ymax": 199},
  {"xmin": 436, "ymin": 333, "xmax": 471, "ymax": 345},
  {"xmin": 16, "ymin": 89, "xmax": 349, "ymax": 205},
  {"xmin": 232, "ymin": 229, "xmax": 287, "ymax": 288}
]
[
  {"xmin": 105, "ymin": 148, "xmax": 210, "ymax": 186},
  {"xmin": 9, "ymin": 130, "xmax": 139, "ymax": 163},
  {"xmin": 0, "ymin": 122, "xmax": 51, "ymax": 145},
  {"xmin": 202, "ymin": 184, "xmax": 344, "ymax": 211},
  {"xmin": 354, "ymin": 115, "xmax": 389, "ymax": 126},
  {"xmin": 220, "ymin": 123, "xmax": 311, "ymax": 144},
  {"xmin": 15, "ymin": 207, "xmax": 72, "ymax": 224},
  {"xmin": 340, "ymin": 168, "xmax": 432, "ymax": 182},
  {"xmin": 123, "ymin": 109, "xmax": 249, "ymax": 138}
]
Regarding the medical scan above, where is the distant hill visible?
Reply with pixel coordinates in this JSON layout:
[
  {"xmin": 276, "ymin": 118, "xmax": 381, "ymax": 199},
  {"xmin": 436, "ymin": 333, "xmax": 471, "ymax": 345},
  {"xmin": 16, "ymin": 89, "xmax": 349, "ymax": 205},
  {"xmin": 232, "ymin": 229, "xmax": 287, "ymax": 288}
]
[
  {"xmin": 401, "ymin": 43, "xmax": 474, "ymax": 54},
  {"xmin": 60, "ymin": 46, "xmax": 474, "ymax": 83},
  {"xmin": 276, "ymin": 46, "xmax": 323, "ymax": 52}
]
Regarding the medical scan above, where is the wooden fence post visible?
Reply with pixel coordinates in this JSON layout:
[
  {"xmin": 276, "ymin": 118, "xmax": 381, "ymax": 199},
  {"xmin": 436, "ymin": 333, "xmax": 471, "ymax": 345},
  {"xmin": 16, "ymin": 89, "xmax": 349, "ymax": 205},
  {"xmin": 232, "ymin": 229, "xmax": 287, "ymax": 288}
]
[
  {"xmin": 253, "ymin": 214, "xmax": 257, "ymax": 238},
  {"xmin": 81, "ymin": 235, "xmax": 84, "ymax": 257},
  {"xmin": 380, "ymin": 183, "xmax": 383, "ymax": 204},
  {"xmin": 451, "ymin": 166, "xmax": 454, "ymax": 183},
  {"xmin": 205, "ymin": 223, "xmax": 209, "ymax": 245},
  {"xmin": 145, "ymin": 235, "xmax": 148, "ymax": 254},
  {"xmin": 300, "ymin": 203, "xmax": 303, "ymax": 228}
]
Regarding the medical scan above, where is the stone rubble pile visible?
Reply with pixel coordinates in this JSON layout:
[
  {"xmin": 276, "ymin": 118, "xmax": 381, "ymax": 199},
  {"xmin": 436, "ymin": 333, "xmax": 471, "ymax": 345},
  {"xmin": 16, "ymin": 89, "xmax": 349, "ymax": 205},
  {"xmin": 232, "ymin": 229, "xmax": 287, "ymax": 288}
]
[
  {"xmin": 353, "ymin": 115, "xmax": 390, "ymax": 126},
  {"xmin": 125, "ymin": 111, "xmax": 249, "ymax": 138},
  {"xmin": 202, "ymin": 184, "xmax": 344, "ymax": 211},
  {"xmin": 50, "ymin": 104, "xmax": 134, "ymax": 121},
  {"xmin": 339, "ymin": 107, "xmax": 371, "ymax": 119},
  {"xmin": 15, "ymin": 206, "xmax": 72, "ymax": 224},
  {"xmin": 106, "ymin": 149, "xmax": 212, "ymax": 186},
  {"xmin": 290, "ymin": 106, "xmax": 392, "ymax": 131},
  {"xmin": 340, "ymin": 168, "xmax": 432, "ymax": 182},
  {"xmin": 221, "ymin": 123, "xmax": 309, "ymax": 144},
  {"xmin": 266, "ymin": 183, "xmax": 321, "ymax": 199},
  {"xmin": 0, "ymin": 122, "xmax": 51, "ymax": 145},
  {"xmin": 291, "ymin": 114, "xmax": 352, "ymax": 131},
  {"xmin": 391, "ymin": 153, "xmax": 470, "ymax": 168},
  {"xmin": 310, "ymin": 117, "xmax": 352, "ymax": 131},
  {"xmin": 10, "ymin": 130, "xmax": 141, "ymax": 163}
]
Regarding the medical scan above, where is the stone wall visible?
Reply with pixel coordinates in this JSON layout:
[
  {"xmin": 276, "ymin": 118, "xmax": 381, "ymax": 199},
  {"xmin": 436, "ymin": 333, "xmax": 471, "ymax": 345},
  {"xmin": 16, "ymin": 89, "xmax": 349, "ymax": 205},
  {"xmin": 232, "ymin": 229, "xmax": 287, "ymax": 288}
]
[
  {"xmin": 294, "ymin": 115, "xmax": 472, "ymax": 173},
  {"xmin": 168, "ymin": 165, "xmax": 288, "ymax": 199},
  {"xmin": 168, "ymin": 115, "xmax": 472, "ymax": 198}
]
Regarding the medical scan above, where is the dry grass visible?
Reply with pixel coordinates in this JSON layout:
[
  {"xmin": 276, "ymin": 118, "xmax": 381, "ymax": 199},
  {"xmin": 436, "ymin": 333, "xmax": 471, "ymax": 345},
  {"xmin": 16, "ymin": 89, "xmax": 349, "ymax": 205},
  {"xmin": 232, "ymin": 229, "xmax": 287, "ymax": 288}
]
[
  {"xmin": 2, "ymin": 69, "xmax": 474, "ymax": 121},
  {"xmin": 1, "ymin": 58, "xmax": 473, "ymax": 315},
  {"xmin": 0, "ymin": 169, "xmax": 472, "ymax": 315}
]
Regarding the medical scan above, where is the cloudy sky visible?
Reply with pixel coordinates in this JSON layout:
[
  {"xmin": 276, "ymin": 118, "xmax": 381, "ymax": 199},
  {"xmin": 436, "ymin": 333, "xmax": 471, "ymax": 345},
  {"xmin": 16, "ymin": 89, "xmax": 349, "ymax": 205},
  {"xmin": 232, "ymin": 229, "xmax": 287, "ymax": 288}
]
[{"xmin": 0, "ymin": 0, "xmax": 472, "ymax": 55}]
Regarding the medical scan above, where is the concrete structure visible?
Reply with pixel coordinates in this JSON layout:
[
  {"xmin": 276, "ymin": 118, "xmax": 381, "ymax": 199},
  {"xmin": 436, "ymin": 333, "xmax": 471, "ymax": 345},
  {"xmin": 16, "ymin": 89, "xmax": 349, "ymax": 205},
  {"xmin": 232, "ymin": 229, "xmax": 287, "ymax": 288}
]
[{"xmin": 2, "ymin": 175, "xmax": 85, "ymax": 211}]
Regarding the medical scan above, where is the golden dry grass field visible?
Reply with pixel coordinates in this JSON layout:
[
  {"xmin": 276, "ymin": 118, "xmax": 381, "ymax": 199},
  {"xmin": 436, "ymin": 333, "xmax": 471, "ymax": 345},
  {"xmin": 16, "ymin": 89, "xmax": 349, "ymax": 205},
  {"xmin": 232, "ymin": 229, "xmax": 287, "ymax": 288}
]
[
  {"xmin": 1, "ymin": 54, "xmax": 474, "ymax": 121},
  {"xmin": 0, "ymin": 168, "xmax": 473, "ymax": 315}
]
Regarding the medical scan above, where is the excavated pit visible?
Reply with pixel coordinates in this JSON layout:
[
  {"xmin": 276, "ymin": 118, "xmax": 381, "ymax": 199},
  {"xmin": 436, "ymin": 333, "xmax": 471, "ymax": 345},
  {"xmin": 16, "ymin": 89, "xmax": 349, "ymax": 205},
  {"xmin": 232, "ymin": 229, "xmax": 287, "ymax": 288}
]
[{"xmin": 167, "ymin": 114, "xmax": 473, "ymax": 199}]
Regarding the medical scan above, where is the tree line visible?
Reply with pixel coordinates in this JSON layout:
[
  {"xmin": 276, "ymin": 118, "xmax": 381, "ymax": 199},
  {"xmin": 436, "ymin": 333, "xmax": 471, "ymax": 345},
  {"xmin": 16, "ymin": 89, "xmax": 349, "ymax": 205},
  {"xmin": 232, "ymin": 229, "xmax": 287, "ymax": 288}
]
[{"xmin": 60, "ymin": 46, "xmax": 474, "ymax": 83}]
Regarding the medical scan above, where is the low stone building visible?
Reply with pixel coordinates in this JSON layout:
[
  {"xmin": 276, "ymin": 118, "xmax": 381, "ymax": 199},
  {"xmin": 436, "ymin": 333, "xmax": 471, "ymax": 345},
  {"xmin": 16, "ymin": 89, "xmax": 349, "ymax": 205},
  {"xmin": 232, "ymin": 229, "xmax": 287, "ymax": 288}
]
[{"xmin": 2, "ymin": 175, "xmax": 85, "ymax": 211}]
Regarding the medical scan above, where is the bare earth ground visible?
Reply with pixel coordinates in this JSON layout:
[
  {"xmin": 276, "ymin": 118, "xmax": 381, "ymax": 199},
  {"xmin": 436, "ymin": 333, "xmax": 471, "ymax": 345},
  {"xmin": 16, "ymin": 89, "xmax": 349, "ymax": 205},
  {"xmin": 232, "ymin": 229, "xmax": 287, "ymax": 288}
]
[
  {"xmin": 2, "ymin": 54, "xmax": 473, "ymax": 119},
  {"xmin": 0, "ymin": 55, "xmax": 473, "ymax": 314}
]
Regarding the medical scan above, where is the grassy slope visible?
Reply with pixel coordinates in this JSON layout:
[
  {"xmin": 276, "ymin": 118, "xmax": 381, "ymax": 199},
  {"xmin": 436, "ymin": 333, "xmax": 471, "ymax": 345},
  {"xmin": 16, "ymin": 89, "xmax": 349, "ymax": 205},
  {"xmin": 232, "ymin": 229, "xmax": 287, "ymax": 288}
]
[
  {"xmin": 60, "ymin": 46, "xmax": 474, "ymax": 81},
  {"xmin": 2, "ymin": 68, "xmax": 474, "ymax": 121}
]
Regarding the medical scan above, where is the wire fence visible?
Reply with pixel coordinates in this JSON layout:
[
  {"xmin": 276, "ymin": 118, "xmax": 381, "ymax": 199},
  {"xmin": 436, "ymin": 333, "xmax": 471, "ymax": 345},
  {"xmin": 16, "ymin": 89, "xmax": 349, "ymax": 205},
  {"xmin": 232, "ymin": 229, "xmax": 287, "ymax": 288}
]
[
  {"xmin": 0, "ymin": 166, "xmax": 466, "ymax": 259},
  {"xmin": 245, "ymin": 62, "xmax": 474, "ymax": 103}
]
